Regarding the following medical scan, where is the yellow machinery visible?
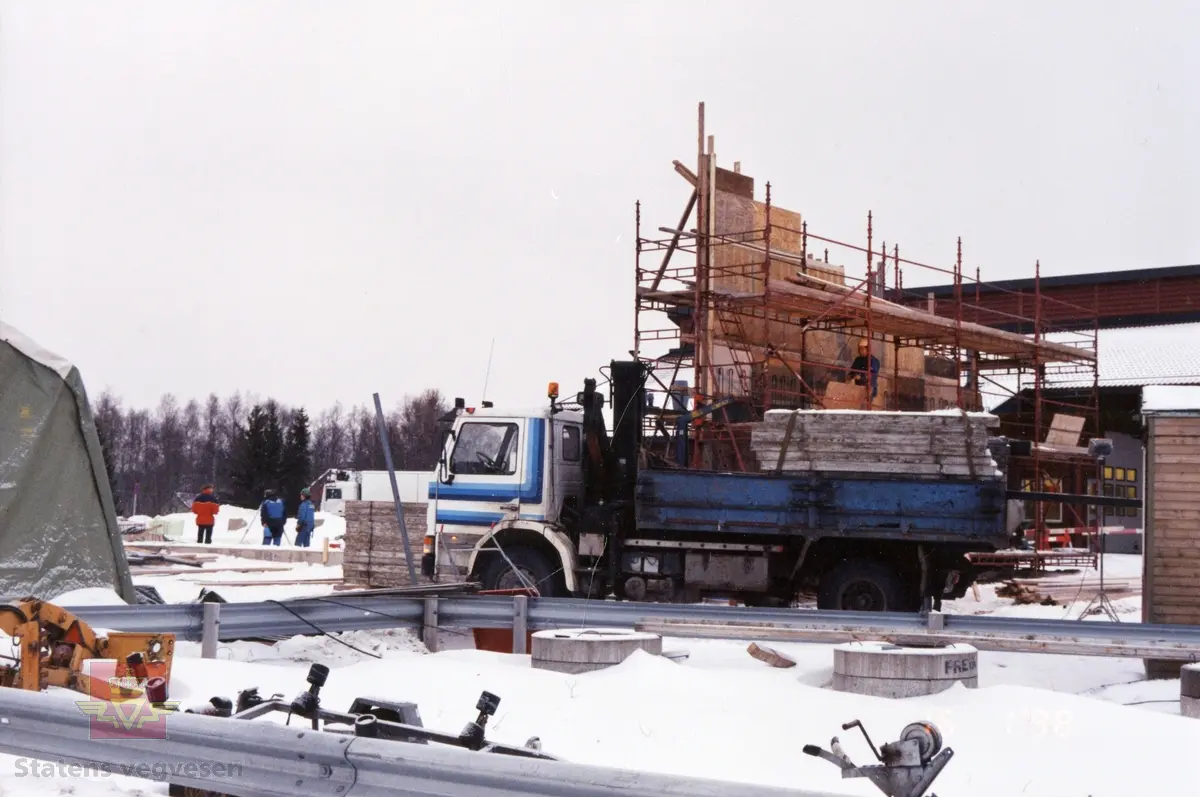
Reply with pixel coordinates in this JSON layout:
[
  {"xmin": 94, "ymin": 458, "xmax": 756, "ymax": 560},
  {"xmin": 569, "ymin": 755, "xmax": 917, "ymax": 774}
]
[{"xmin": 0, "ymin": 598, "xmax": 174, "ymax": 702}]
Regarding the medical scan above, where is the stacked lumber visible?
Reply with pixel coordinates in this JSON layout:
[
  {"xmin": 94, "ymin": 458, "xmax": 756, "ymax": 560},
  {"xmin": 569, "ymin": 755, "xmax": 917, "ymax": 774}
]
[
  {"xmin": 342, "ymin": 501, "xmax": 428, "ymax": 589},
  {"xmin": 749, "ymin": 409, "xmax": 1002, "ymax": 479}
]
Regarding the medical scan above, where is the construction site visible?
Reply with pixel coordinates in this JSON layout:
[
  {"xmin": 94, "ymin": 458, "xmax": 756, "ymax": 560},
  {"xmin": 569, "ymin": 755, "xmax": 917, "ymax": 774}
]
[
  {"xmin": 2, "ymin": 103, "xmax": 1199, "ymax": 797},
  {"xmin": 633, "ymin": 103, "xmax": 1103, "ymax": 561}
]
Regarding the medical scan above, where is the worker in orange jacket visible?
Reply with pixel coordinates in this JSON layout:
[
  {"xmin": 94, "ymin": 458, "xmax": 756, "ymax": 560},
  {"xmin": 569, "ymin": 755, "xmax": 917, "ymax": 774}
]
[{"xmin": 191, "ymin": 485, "xmax": 220, "ymax": 544}]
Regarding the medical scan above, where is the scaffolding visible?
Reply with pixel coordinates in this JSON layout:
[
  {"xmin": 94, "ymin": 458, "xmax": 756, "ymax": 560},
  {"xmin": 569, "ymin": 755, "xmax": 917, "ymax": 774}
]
[{"xmin": 632, "ymin": 103, "xmax": 1100, "ymax": 550}]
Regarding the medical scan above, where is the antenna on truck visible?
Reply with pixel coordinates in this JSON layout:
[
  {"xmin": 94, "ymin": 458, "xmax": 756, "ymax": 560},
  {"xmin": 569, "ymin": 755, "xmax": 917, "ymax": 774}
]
[{"xmin": 481, "ymin": 337, "xmax": 496, "ymax": 403}]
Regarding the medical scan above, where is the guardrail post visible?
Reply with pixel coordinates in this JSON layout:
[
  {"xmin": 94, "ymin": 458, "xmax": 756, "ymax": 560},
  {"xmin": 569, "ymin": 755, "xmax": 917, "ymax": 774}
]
[
  {"xmin": 201, "ymin": 602, "xmax": 220, "ymax": 658},
  {"xmin": 513, "ymin": 595, "xmax": 528, "ymax": 654},
  {"xmin": 926, "ymin": 610, "xmax": 945, "ymax": 632},
  {"xmin": 423, "ymin": 597, "xmax": 440, "ymax": 653}
]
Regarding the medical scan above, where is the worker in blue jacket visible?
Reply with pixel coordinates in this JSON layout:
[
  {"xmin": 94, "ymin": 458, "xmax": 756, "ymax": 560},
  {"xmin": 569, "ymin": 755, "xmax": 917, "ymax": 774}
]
[
  {"xmin": 295, "ymin": 488, "xmax": 316, "ymax": 548},
  {"xmin": 260, "ymin": 489, "xmax": 287, "ymax": 546},
  {"xmin": 849, "ymin": 339, "xmax": 881, "ymax": 400}
]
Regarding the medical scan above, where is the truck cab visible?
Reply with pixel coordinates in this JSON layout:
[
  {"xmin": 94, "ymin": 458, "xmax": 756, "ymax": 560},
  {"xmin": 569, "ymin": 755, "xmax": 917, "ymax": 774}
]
[
  {"xmin": 320, "ymin": 471, "xmax": 359, "ymax": 516},
  {"xmin": 422, "ymin": 397, "xmax": 585, "ymax": 590}
]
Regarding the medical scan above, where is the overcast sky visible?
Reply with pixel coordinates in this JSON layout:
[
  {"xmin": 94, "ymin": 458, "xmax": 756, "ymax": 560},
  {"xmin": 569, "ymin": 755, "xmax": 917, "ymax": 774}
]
[{"xmin": 2, "ymin": 1, "xmax": 1197, "ymax": 413}]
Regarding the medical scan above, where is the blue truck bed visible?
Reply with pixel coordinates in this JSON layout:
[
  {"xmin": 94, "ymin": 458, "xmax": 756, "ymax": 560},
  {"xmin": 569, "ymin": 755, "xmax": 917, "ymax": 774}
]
[{"xmin": 634, "ymin": 468, "xmax": 1009, "ymax": 547}]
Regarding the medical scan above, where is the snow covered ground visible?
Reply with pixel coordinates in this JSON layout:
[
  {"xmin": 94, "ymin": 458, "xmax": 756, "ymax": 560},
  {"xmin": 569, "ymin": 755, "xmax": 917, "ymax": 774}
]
[
  {"xmin": 127, "ymin": 504, "xmax": 348, "ymax": 548},
  {"xmin": 6, "ymin": 554, "xmax": 1196, "ymax": 797}
]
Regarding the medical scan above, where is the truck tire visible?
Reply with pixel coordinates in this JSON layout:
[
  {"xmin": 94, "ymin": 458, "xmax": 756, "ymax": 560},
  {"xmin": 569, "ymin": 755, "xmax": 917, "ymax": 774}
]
[
  {"xmin": 817, "ymin": 560, "xmax": 912, "ymax": 612},
  {"xmin": 479, "ymin": 547, "xmax": 561, "ymax": 597}
]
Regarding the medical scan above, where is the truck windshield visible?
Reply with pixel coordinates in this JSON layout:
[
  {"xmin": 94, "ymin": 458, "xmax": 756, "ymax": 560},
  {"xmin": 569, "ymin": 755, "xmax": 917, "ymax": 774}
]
[
  {"xmin": 451, "ymin": 422, "xmax": 519, "ymax": 475},
  {"xmin": 325, "ymin": 487, "xmax": 342, "ymax": 500}
]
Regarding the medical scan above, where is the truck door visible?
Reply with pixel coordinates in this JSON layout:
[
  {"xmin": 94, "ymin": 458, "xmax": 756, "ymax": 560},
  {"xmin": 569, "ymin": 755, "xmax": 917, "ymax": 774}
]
[
  {"xmin": 555, "ymin": 420, "xmax": 584, "ymax": 519},
  {"xmin": 431, "ymin": 417, "xmax": 535, "ymax": 573}
]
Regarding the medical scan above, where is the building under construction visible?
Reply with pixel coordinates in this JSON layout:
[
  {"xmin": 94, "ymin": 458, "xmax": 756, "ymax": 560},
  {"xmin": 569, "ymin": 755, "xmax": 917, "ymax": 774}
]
[{"xmin": 633, "ymin": 103, "xmax": 1100, "ymax": 548}]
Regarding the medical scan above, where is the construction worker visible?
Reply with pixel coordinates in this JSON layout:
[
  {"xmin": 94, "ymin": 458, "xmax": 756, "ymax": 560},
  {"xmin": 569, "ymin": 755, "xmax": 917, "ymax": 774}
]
[
  {"xmin": 295, "ymin": 488, "xmax": 315, "ymax": 548},
  {"xmin": 850, "ymin": 339, "xmax": 880, "ymax": 400},
  {"xmin": 190, "ymin": 485, "xmax": 220, "ymax": 544},
  {"xmin": 259, "ymin": 489, "xmax": 286, "ymax": 546}
]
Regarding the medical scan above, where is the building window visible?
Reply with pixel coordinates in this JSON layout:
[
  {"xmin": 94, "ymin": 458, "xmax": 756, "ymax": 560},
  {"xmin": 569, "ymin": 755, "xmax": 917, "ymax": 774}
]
[
  {"xmin": 1126, "ymin": 467, "xmax": 1137, "ymax": 482},
  {"xmin": 1103, "ymin": 466, "xmax": 1114, "ymax": 480}
]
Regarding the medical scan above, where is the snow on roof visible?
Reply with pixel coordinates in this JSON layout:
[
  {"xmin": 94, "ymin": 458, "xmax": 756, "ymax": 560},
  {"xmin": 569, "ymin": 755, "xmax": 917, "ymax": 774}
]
[
  {"xmin": 1053, "ymin": 322, "xmax": 1200, "ymax": 388},
  {"xmin": 0, "ymin": 319, "xmax": 73, "ymax": 379},
  {"xmin": 1141, "ymin": 384, "xmax": 1200, "ymax": 413},
  {"xmin": 982, "ymin": 322, "xmax": 1200, "ymax": 410}
]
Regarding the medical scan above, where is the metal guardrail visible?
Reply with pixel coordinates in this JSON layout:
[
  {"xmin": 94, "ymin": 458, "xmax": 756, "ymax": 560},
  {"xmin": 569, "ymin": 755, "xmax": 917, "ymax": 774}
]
[
  {"xmin": 0, "ymin": 687, "xmax": 839, "ymax": 797},
  {"xmin": 63, "ymin": 594, "xmax": 1200, "ymax": 660}
]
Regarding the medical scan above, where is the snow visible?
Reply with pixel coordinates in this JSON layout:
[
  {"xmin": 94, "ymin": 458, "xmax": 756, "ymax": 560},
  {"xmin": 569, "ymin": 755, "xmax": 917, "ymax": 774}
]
[
  {"xmin": 137, "ymin": 505, "xmax": 347, "ymax": 547},
  {"xmin": 763, "ymin": 407, "xmax": 998, "ymax": 420},
  {"xmin": 8, "ymin": 552, "xmax": 1198, "ymax": 797},
  {"xmin": 48, "ymin": 587, "xmax": 128, "ymax": 606},
  {"xmin": 1142, "ymin": 384, "xmax": 1200, "ymax": 412}
]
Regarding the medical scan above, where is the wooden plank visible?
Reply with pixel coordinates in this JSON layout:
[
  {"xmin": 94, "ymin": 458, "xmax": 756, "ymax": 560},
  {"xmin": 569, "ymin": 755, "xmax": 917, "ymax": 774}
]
[
  {"xmin": 1151, "ymin": 418, "xmax": 1200, "ymax": 436},
  {"xmin": 1152, "ymin": 444, "xmax": 1200, "ymax": 457},
  {"xmin": 758, "ymin": 461, "xmax": 999, "ymax": 474},
  {"xmin": 1151, "ymin": 611, "xmax": 1200, "ymax": 624},
  {"xmin": 1045, "ymin": 414, "xmax": 1086, "ymax": 447},
  {"xmin": 1151, "ymin": 454, "xmax": 1200, "ymax": 466},
  {"xmin": 1151, "ymin": 492, "xmax": 1200, "ymax": 507},
  {"xmin": 754, "ymin": 451, "xmax": 995, "ymax": 465},
  {"xmin": 1150, "ymin": 435, "xmax": 1200, "ymax": 446},
  {"xmin": 185, "ymin": 578, "xmax": 342, "ymax": 587},
  {"xmin": 1153, "ymin": 578, "xmax": 1200, "ymax": 588},
  {"xmin": 1150, "ymin": 546, "xmax": 1200, "ymax": 558},
  {"xmin": 130, "ymin": 564, "xmax": 295, "ymax": 576},
  {"xmin": 761, "ymin": 410, "xmax": 999, "ymax": 425}
]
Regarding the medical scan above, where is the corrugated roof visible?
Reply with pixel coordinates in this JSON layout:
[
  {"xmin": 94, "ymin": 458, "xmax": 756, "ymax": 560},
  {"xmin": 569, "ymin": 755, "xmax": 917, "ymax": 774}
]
[
  {"xmin": 1055, "ymin": 322, "xmax": 1200, "ymax": 387},
  {"xmin": 981, "ymin": 321, "xmax": 1200, "ymax": 410}
]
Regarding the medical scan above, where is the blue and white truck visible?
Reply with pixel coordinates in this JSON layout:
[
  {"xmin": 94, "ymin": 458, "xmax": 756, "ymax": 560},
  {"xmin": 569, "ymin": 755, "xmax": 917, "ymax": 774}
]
[{"xmin": 421, "ymin": 360, "xmax": 1029, "ymax": 612}]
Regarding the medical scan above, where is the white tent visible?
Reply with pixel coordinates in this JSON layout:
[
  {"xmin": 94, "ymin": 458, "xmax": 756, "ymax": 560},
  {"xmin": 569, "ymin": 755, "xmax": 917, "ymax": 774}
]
[{"xmin": 0, "ymin": 321, "xmax": 135, "ymax": 602}]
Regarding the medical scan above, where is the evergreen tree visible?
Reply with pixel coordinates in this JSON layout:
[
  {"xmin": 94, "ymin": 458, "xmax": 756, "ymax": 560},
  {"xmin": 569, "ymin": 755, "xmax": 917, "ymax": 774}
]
[
  {"xmin": 281, "ymin": 408, "xmax": 312, "ymax": 515},
  {"xmin": 264, "ymin": 401, "xmax": 284, "ymax": 484},
  {"xmin": 230, "ymin": 405, "xmax": 270, "ymax": 507},
  {"xmin": 95, "ymin": 417, "xmax": 122, "ymax": 515}
]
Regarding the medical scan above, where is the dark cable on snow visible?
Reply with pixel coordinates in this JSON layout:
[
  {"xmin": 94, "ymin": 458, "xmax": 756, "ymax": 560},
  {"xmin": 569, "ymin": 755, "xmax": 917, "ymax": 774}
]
[{"xmin": 265, "ymin": 599, "xmax": 383, "ymax": 658}]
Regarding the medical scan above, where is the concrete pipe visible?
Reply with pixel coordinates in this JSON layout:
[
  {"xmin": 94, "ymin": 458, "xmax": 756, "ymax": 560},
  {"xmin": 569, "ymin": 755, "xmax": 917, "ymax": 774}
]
[
  {"xmin": 1182, "ymin": 663, "xmax": 1200, "ymax": 719},
  {"xmin": 831, "ymin": 641, "xmax": 978, "ymax": 698},
  {"xmin": 531, "ymin": 628, "xmax": 663, "ymax": 674}
]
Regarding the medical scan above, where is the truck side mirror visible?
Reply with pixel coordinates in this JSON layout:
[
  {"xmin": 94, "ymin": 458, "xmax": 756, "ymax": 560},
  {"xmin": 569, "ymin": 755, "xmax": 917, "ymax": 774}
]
[{"xmin": 438, "ymin": 429, "xmax": 457, "ymax": 485}]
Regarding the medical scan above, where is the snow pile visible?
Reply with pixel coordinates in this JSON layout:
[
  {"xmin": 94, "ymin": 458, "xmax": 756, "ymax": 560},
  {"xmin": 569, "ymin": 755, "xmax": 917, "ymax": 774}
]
[
  {"xmin": 148, "ymin": 643, "xmax": 1198, "ymax": 796},
  {"xmin": 133, "ymin": 561, "xmax": 344, "ymax": 604},
  {"xmin": 47, "ymin": 587, "xmax": 127, "ymax": 606},
  {"xmin": 199, "ymin": 628, "xmax": 428, "ymax": 666},
  {"xmin": 143, "ymin": 506, "xmax": 346, "ymax": 547}
]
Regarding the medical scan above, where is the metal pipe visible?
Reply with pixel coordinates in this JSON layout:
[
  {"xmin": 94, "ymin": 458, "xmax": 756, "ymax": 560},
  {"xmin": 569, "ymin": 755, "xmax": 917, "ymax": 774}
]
[{"xmin": 373, "ymin": 392, "xmax": 418, "ymax": 585}]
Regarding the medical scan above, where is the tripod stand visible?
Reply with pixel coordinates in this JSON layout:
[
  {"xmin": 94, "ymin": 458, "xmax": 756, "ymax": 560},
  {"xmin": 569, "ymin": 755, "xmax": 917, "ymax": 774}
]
[{"xmin": 1078, "ymin": 449, "xmax": 1120, "ymax": 622}]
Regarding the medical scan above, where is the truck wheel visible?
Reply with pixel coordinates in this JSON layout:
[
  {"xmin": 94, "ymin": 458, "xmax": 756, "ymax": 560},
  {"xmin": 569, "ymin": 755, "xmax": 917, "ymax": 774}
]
[
  {"xmin": 479, "ymin": 547, "xmax": 561, "ymax": 597},
  {"xmin": 817, "ymin": 560, "xmax": 910, "ymax": 612}
]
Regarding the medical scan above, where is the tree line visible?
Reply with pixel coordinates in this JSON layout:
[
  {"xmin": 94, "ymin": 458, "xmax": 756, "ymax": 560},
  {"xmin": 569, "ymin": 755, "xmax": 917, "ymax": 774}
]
[{"xmin": 92, "ymin": 389, "xmax": 450, "ymax": 517}]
